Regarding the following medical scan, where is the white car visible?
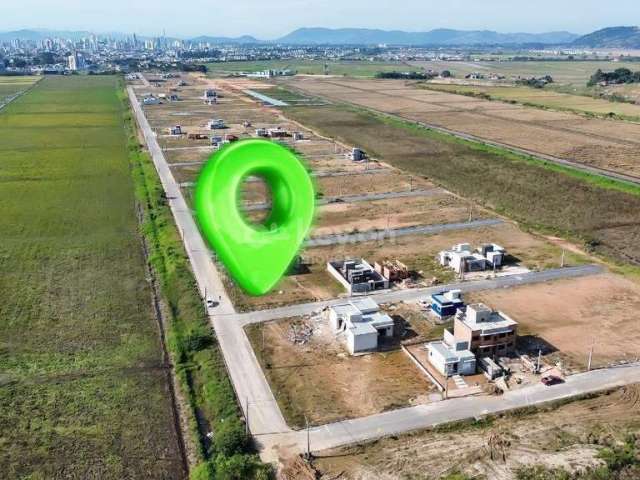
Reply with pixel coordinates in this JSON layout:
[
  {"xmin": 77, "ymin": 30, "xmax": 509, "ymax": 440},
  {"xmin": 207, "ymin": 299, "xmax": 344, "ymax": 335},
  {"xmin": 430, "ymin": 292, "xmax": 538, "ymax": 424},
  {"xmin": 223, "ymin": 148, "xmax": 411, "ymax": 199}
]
[{"xmin": 206, "ymin": 298, "xmax": 218, "ymax": 308}]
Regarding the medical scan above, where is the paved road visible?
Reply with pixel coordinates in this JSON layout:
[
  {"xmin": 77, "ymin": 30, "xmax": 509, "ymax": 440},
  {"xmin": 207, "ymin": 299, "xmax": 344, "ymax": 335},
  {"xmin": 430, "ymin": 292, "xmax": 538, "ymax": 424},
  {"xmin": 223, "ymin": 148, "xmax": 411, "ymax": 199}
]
[
  {"xmin": 307, "ymin": 218, "xmax": 504, "ymax": 247},
  {"xmin": 237, "ymin": 264, "xmax": 604, "ymax": 326},
  {"xmin": 260, "ymin": 361, "xmax": 640, "ymax": 455},
  {"xmin": 164, "ymin": 146, "xmax": 215, "ymax": 152},
  {"xmin": 245, "ymin": 188, "xmax": 444, "ymax": 211},
  {"xmin": 128, "ymin": 87, "xmax": 289, "ymax": 439},
  {"xmin": 129, "ymin": 84, "xmax": 637, "ymax": 463},
  {"xmin": 243, "ymin": 89, "xmax": 289, "ymax": 107}
]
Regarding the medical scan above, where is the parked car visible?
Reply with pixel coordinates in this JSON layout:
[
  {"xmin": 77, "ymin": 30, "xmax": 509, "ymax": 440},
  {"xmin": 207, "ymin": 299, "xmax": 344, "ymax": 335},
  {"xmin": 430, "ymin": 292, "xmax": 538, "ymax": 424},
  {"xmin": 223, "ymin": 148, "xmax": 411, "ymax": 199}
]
[
  {"xmin": 206, "ymin": 298, "xmax": 219, "ymax": 309},
  {"xmin": 541, "ymin": 375, "xmax": 564, "ymax": 386}
]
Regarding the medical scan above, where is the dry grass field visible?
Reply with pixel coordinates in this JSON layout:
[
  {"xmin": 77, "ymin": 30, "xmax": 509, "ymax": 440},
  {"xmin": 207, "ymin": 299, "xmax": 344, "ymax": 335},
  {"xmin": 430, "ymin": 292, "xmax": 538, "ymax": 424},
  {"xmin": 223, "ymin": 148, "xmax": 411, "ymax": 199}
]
[
  {"xmin": 313, "ymin": 384, "xmax": 640, "ymax": 480},
  {"xmin": 284, "ymin": 77, "xmax": 640, "ymax": 178},
  {"xmin": 279, "ymin": 101, "xmax": 640, "ymax": 267},
  {"xmin": 423, "ymin": 83, "xmax": 640, "ymax": 120}
]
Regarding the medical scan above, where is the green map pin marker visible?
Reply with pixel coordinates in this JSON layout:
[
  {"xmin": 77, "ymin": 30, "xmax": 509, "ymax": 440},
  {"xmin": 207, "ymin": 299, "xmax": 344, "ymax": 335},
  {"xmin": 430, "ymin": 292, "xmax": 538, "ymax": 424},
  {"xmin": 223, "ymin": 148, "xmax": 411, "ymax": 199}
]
[{"xmin": 195, "ymin": 138, "xmax": 315, "ymax": 296}]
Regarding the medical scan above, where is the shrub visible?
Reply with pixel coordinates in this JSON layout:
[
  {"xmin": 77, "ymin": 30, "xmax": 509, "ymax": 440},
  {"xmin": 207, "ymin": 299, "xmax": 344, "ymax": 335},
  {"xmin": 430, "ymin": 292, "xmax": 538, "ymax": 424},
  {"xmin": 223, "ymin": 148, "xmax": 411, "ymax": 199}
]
[
  {"xmin": 214, "ymin": 417, "xmax": 249, "ymax": 457},
  {"xmin": 215, "ymin": 453, "xmax": 273, "ymax": 480}
]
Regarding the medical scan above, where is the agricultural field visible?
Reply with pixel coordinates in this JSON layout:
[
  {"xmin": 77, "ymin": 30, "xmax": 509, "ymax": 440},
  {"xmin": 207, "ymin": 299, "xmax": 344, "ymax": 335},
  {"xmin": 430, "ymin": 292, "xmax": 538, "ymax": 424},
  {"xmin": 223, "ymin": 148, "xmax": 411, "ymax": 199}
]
[
  {"xmin": 205, "ymin": 59, "xmax": 411, "ymax": 77},
  {"xmin": 422, "ymin": 82, "xmax": 640, "ymax": 120},
  {"xmin": 284, "ymin": 77, "xmax": 640, "ymax": 178},
  {"xmin": 277, "ymin": 93, "xmax": 640, "ymax": 266},
  {"xmin": 0, "ymin": 76, "xmax": 185, "ymax": 478},
  {"xmin": 313, "ymin": 385, "xmax": 640, "ymax": 479},
  {"xmin": 0, "ymin": 76, "xmax": 39, "ymax": 103},
  {"xmin": 408, "ymin": 59, "xmax": 633, "ymax": 85}
]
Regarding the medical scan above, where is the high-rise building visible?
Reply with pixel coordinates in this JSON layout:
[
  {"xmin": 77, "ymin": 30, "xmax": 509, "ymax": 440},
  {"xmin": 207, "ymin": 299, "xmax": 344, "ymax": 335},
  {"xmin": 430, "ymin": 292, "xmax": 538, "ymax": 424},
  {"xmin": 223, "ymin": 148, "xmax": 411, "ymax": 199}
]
[{"xmin": 68, "ymin": 53, "xmax": 78, "ymax": 71}]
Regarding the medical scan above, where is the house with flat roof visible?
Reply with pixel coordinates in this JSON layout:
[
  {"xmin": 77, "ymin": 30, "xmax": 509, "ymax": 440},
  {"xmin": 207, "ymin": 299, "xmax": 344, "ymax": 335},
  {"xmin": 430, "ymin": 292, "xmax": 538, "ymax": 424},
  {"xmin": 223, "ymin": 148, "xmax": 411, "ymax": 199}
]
[
  {"xmin": 426, "ymin": 340, "xmax": 476, "ymax": 377},
  {"xmin": 327, "ymin": 258, "xmax": 389, "ymax": 295},
  {"xmin": 453, "ymin": 303, "xmax": 518, "ymax": 358},
  {"xmin": 439, "ymin": 243, "xmax": 505, "ymax": 274},
  {"xmin": 328, "ymin": 298, "xmax": 394, "ymax": 354},
  {"xmin": 430, "ymin": 290, "xmax": 464, "ymax": 318}
]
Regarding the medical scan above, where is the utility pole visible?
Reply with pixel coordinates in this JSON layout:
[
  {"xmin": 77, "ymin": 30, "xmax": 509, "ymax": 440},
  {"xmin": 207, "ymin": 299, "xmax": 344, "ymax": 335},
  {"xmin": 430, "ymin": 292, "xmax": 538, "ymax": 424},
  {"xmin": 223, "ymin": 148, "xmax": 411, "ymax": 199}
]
[
  {"xmin": 304, "ymin": 415, "xmax": 311, "ymax": 460},
  {"xmin": 536, "ymin": 349, "xmax": 542, "ymax": 374},
  {"xmin": 561, "ymin": 249, "xmax": 565, "ymax": 268},
  {"xmin": 245, "ymin": 397, "xmax": 250, "ymax": 435},
  {"xmin": 587, "ymin": 339, "xmax": 595, "ymax": 371},
  {"xmin": 409, "ymin": 176, "xmax": 413, "ymax": 192}
]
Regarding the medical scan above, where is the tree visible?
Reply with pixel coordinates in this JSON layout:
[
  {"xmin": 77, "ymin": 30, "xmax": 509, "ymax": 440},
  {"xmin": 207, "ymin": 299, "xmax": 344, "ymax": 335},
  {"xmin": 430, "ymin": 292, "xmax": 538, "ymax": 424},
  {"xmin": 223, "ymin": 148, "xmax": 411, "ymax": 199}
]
[{"xmin": 214, "ymin": 417, "xmax": 249, "ymax": 457}]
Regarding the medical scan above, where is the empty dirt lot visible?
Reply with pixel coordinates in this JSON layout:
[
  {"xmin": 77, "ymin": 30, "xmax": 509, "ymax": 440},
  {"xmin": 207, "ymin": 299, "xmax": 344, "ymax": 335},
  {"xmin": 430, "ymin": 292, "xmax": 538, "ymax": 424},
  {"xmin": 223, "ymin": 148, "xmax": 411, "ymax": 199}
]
[
  {"xmin": 245, "ymin": 316, "xmax": 435, "ymax": 429},
  {"xmin": 468, "ymin": 273, "xmax": 640, "ymax": 371},
  {"xmin": 284, "ymin": 77, "xmax": 640, "ymax": 178}
]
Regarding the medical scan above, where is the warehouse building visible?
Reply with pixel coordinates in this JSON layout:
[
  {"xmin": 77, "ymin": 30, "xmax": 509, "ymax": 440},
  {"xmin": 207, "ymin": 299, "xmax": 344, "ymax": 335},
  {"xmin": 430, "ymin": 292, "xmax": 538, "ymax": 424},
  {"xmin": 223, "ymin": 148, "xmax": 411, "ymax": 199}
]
[{"xmin": 329, "ymin": 298, "xmax": 394, "ymax": 354}]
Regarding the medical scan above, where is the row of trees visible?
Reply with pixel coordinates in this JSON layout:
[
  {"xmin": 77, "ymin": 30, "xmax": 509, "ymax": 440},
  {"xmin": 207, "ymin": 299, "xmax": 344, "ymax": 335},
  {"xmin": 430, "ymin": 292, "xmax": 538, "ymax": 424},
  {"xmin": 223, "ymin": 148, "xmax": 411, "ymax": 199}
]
[
  {"xmin": 588, "ymin": 68, "xmax": 640, "ymax": 86},
  {"xmin": 515, "ymin": 75, "xmax": 554, "ymax": 88},
  {"xmin": 376, "ymin": 70, "xmax": 452, "ymax": 80}
]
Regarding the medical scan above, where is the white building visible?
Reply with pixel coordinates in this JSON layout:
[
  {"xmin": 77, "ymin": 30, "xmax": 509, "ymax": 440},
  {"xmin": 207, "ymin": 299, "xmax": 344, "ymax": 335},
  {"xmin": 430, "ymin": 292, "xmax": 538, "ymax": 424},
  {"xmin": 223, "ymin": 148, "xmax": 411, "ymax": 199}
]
[
  {"xmin": 328, "ymin": 298, "xmax": 394, "ymax": 355},
  {"xmin": 439, "ymin": 243, "xmax": 505, "ymax": 274},
  {"xmin": 142, "ymin": 96, "xmax": 160, "ymax": 105},
  {"xmin": 426, "ymin": 335, "xmax": 476, "ymax": 377},
  {"xmin": 207, "ymin": 119, "xmax": 225, "ymax": 129},
  {"xmin": 67, "ymin": 53, "xmax": 78, "ymax": 71}
]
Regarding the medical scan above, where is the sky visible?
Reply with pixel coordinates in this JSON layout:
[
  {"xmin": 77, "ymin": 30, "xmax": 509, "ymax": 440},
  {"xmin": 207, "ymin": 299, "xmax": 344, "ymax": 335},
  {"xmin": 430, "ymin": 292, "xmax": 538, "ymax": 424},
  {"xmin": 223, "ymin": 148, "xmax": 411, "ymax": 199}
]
[{"xmin": 1, "ymin": 0, "xmax": 638, "ymax": 39}]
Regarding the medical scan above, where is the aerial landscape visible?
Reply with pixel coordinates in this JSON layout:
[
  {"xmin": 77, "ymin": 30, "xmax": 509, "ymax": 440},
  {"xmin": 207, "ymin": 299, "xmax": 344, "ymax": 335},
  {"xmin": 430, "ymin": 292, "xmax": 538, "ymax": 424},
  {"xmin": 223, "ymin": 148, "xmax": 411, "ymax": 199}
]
[{"xmin": 2, "ymin": 1, "xmax": 640, "ymax": 479}]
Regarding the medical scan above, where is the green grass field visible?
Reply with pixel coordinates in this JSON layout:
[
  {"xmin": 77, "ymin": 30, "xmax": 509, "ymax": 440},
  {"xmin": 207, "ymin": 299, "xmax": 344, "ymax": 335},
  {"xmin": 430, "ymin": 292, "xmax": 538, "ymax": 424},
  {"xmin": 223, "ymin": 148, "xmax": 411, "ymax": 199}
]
[
  {"xmin": 284, "ymin": 103, "xmax": 640, "ymax": 266},
  {"xmin": 0, "ymin": 76, "xmax": 185, "ymax": 478},
  {"xmin": 0, "ymin": 76, "xmax": 39, "ymax": 103},
  {"xmin": 422, "ymin": 83, "xmax": 640, "ymax": 120},
  {"xmin": 206, "ymin": 59, "xmax": 410, "ymax": 77}
]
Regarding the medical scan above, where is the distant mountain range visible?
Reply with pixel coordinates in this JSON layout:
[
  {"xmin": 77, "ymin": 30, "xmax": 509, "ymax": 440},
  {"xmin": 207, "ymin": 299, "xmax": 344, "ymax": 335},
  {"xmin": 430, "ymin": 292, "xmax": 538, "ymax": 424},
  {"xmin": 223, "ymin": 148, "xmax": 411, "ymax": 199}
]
[
  {"xmin": 2, "ymin": 26, "xmax": 640, "ymax": 48},
  {"xmin": 572, "ymin": 26, "xmax": 640, "ymax": 49},
  {"xmin": 275, "ymin": 27, "xmax": 579, "ymax": 45},
  {"xmin": 0, "ymin": 29, "xmax": 95, "ymax": 41}
]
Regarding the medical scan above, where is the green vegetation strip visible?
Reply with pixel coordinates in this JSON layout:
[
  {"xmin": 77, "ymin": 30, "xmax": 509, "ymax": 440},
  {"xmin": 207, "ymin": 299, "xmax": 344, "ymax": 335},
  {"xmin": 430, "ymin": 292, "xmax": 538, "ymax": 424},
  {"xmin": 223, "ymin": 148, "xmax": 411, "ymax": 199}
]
[
  {"xmin": 0, "ymin": 76, "xmax": 185, "ymax": 478},
  {"xmin": 124, "ymin": 85, "xmax": 272, "ymax": 479},
  {"xmin": 283, "ymin": 102, "xmax": 640, "ymax": 266}
]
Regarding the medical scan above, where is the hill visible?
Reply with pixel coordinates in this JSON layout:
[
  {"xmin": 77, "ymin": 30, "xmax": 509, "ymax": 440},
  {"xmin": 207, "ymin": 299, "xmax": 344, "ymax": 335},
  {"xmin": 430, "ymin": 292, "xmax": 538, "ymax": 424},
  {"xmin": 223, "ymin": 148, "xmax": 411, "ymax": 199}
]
[
  {"xmin": 0, "ymin": 29, "xmax": 94, "ymax": 41},
  {"xmin": 276, "ymin": 27, "xmax": 578, "ymax": 45},
  {"xmin": 572, "ymin": 26, "xmax": 640, "ymax": 48},
  {"xmin": 190, "ymin": 34, "xmax": 260, "ymax": 44}
]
